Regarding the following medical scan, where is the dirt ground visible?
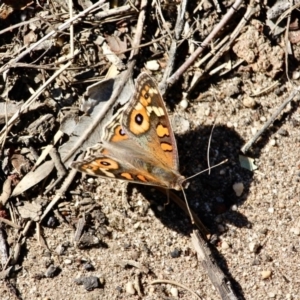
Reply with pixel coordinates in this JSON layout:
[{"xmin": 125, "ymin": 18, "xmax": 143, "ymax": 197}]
[{"xmin": 1, "ymin": 0, "xmax": 300, "ymax": 299}]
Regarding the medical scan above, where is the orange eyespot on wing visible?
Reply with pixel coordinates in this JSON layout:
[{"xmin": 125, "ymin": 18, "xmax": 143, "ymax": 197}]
[
  {"xmin": 111, "ymin": 125, "xmax": 128, "ymax": 142},
  {"xmin": 129, "ymin": 102, "xmax": 150, "ymax": 135},
  {"xmin": 88, "ymin": 158, "xmax": 119, "ymax": 170}
]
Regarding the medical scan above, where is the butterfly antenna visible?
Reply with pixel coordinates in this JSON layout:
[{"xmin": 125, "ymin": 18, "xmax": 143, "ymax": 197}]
[
  {"xmin": 207, "ymin": 119, "xmax": 217, "ymax": 175},
  {"xmin": 180, "ymin": 184, "xmax": 195, "ymax": 224},
  {"xmin": 164, "ymin": 188, "xmax": 170, "ymax": 209},
  {"xmin": 184, "ymin": 159, "xmax": 228, "ymax": 182},
  {"xmin": 180, "ymin": 159, "xmax": 227, "ymax": 224}
]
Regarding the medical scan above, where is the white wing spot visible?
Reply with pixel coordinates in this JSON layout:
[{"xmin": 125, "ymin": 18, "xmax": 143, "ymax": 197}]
[
  {"xmin": 146, "ymin": 106, "xmax": 153, "ymax": 116},
  {"xmin": 158, "ymin": 107, "xmax": 164, "ymax": 116},
  {"xmin": 152, "ymin": 106, "xmax": 164, "ymax": 116},
  {"xmin": 149, "ymin": 87, "xmax": 158, "ymax": 95}
]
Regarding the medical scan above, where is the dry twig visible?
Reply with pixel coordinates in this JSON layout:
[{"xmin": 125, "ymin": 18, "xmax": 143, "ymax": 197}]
[
  {"xmin": 241, "ymin": 88, "xmax": 300, "ymax": 153},
  {"xmin": 167, "ymin": 0, "xmax": 244, "ymax": 86},
  {"xmin": 191, "ymin": 230, "xmax": 238, "ymax": 300}
]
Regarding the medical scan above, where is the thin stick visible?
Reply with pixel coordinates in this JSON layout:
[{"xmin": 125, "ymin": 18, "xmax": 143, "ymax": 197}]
[
  {"xmin": 191, "ymin": 230, "xmax": 239, "ymax": 300},
  {"xmin": 0, "ymin": 59, "xmax": 74, "ymax": 146},
  {"xmin": 159, "ymin": 0, "xmax": 188, "ymax": 95},
  {"xmin": 241, "ymin": 88, "xmax": 300, "ymax": 153},
  {"xmin": 284, "ymin": 13, "xmax": 291, "ymax": 81},
  {"xmin": 68, "ymin": 0, "xmax": 74, "ymax": 57},
  {"xmin": 95, "ymin": 4, "xmax": 132, "ymax": 19},
  {"xmin": 0, "ymin": 0, "xmax": 105, "ymax": 76},
  {"xmin": 156, "ymin": 187, "xmax": 209, "ymax": 237},
  {"xmin": 167, "ymin": 0, "xmax": 244, "ymax": 86},
  {"xmin": 150, "ymin": 279, "xmax": 201, "ymax": 299},
  {"xmin": 0, "ymin": 217, "xmax": 21, "ymax": 229},
  {"xmin": 207, "ymin": 120, "xmax": 217, "ymax": 175},
  {"xmin": 185, "ymin": 159, "xmax": 228, "ymax": 181},
  {"xmin": 203, "ymin": 0, "xmax": 258, "ymax": 73},
  {"xmin": 0, "ymin": 14, "xmax": 68, "ymax": 36}
]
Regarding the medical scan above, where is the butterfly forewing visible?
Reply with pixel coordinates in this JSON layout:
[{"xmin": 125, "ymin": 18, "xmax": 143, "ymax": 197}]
[{"xmin": 122, "ymin": 73, "xmax": 179, "ymax": 171}]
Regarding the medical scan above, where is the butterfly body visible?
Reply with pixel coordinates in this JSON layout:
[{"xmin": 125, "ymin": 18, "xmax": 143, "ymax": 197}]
[{"xmin": 72, "ymin": 73, "xmax": 185, "ymax": 190}]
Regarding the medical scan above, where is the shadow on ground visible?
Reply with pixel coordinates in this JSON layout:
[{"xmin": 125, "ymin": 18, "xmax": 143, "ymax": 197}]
[{"xmin": 128, "ymin": 123, "xmax": 256, "ymax": 300}]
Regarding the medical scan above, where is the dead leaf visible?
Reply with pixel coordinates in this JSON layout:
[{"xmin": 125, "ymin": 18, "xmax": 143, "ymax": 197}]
[
  {"xmin": 239, "ymin": 155, "xmax": 258, "ymax": 171},
  {"xmin": 105, "ymin": 35, "xmax": 127, "ymax": 56},
  {"xmin": 59, "ymin": 73, "xmax": 134, "ymax": 166},
  {"xmin": 0, "ymin": 177, "xmax": 12, "ymax": 206},
  {"xmin": 24, "ymin": 30, "xmax": 37, "ymax": 47},
  {"xmin": 11, "ymin": 161, "xmax": 54, "ymax": 197},
  {"xmin": 17, "ymin": 202, "xmax": 42, "ymax": 222}
]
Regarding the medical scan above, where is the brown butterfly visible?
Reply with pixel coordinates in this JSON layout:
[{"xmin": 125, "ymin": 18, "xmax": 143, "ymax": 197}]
[{"xmin": 71, "ymin": 73, "xmax": 185, "ymax": 191}]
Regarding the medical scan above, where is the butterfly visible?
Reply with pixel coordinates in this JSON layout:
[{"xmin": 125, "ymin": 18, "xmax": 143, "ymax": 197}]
[{"xmin": 71, "ymin": 73, "xmax": 185, "ymax": 191}]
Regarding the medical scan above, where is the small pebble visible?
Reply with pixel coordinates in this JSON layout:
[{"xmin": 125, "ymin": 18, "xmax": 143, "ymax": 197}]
[
  {"xmin": 157, "ymin": 205, "xmax": 164, "ymax": 212},
  {"xmin": 221, "ymin": 241, "xmax": 230, "ymax": 250},
  {"xmin": 243, "ymin": 96, "xmax": 256, "ymax": 108},
  {"xmin": 215, "ymin": 215, "xmax": 222, "ymax": 223},
  {"xmin": 179, "ymin": 99, "xmax": 188, "ymax": 110},
  {"xmin": 292, "ymin": 70, "xmax": 300, "ymax": 79},
  {"xmin": 20, "ymin": 12, "xmax": 27, "ymax": 21},
  {"xmin": 179, "ymin": 118, "xmax": 190, "ymax": 133},
  {"xmin": 219, "ymin": 169, "xmax": 226, "ymax": 175},
  {"xmin": 74, "ymin": 276, "xmax": 101, "ymax": 291},
  {"xmin": 249, "ymin": 242, "xmax": 260, "ymax": 253},
  {"xmin": 145, "ymin": 60, "xmax": 160, "ymax": 71},
  {"xmin": 268, "ymin": 207, "xmax": 274, "ymax": 213},
  {"xmin": 251, "ymin": 127, "xmax": 257, "ymax": 135},
  {"xmin": 270, "ymin": 139, "xmax": 276, "ymax": 146},
  {"xmin": 217, "ymin": 224, "xmax": 226, "ymax": 233},
  {"xmin": 170, "ymin": 287, "xmax": 178, "ymax": 297},
  {"xmin": 231, "ymin": 204, "xmax": 238, "ymax": 211},
  {"xmin": 87, "ymin": 178, "xmax": 95, "ymax": 184},
  {"xmin": 64, "ymin": 259, "xmax": 73, "ymax": 265},
  {"xmin": 251, "ymin": 258, "xmax": 260, "ymax": 265},
  {"xmin": 125, "ymin": 281, "xmax": 136, "ymax": 295},
  {"xmin": 148, "ymin": 286, "xmax": 155, "ymax": 295},
  {"xmin": 268, "ymin": 292, "xmax": 276, "ymax": 298},
  {"xmin": 227, "ymin": 121, "xmax": 233, "ymax": 128},
  {"xmin": 204, "ymin": 107, "xmax": 211, "ymax": 116},
  {"xmin": 290, "ymin": 227, "xmax": 300, "ymax": 236},
  {"xmin": 277, "ymin": 128, "xmax": 288, "ymax": 136},
  {"xmin": 261, "ymin": 270, "xmax": 272, "ymax": 279},
  {"xmin": 260, "ymin": 116, "xmax": 267, "ymax": 122},
  {"xmin": 46, "ymin": 216, "xmax": 57, "ymax": 228},
  {"xmin": 233, "ymin": 182, "xmax": 244, "ymax": 197},
  {"xmin": 55, "ymin": 244, "xmax": 65, "ymax": 255},
  {"xmin": 170, "ymin": 248, "xmax": 181, "ymax": 258},
  {"xmin": 133, "ymin": 222, "xmax": 141, "ymax": 229},
  {"xmin": 83, "ymin": 262, "xmax": 95, "ymax": 271},
  {"xmin": 44, "ymin": 265, "xmax": 58, "ymax": 278}
]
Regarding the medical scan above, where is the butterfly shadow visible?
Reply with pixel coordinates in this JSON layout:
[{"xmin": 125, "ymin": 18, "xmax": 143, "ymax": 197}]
[
  {"xmin": 132, "ymin": 124, "xmax": 253, "ymax": 233},
  {"xmin": 128, "ymin": 123, "xmax": 255, "ymax": 299}
]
